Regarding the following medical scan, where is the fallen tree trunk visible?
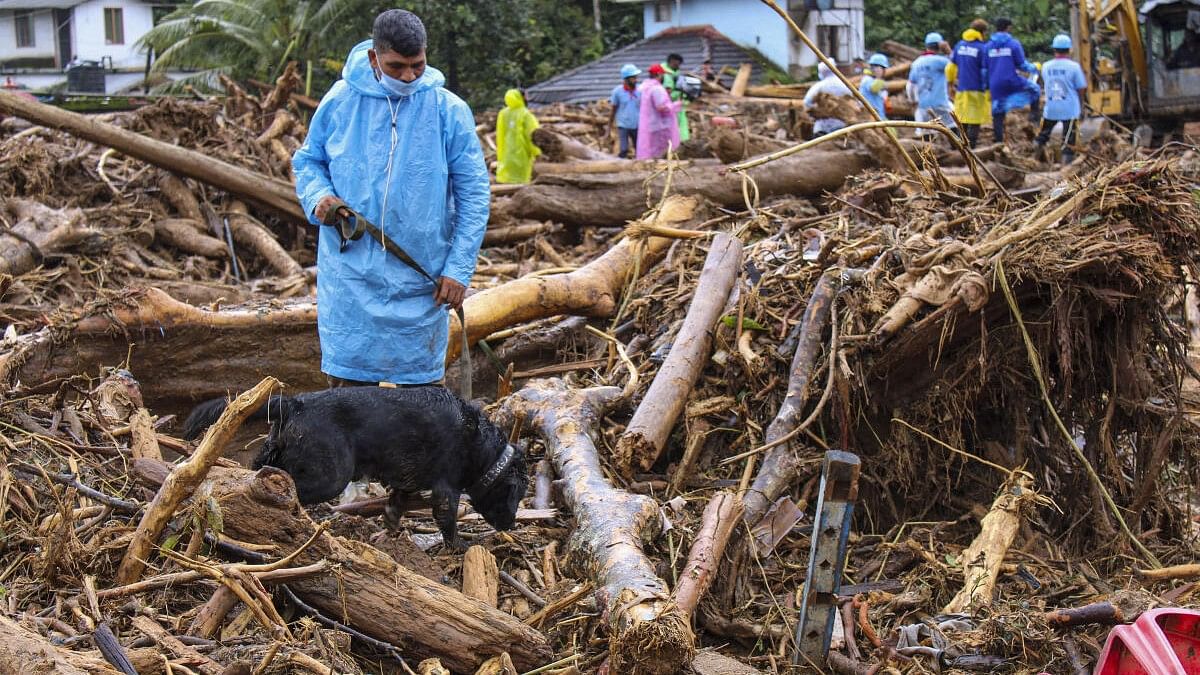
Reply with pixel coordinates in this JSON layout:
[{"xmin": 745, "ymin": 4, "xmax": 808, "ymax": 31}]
[
  {"xmin": 942, "ymin": 472, "xmax": 1039, "ymax": 614},
  {"xmin": 0, "ymin": 199, "xmax": 100, "ymax": 277},
  {"xmin": 532, "ymin": 128, "xmax": 614, "ymax": 162},
  {"xmin": 505, "ymin": 148, "xmax": 873, "ymax": 227},
  {"xmin": 0, "ymin": 287, "xmax": 321, "ymax": 410},
  {"xmin": 0, "ymin": 615, "xmax": 121, "ymax": 674},
  {"xmin": 742, "ymin": 269, "xmax": 840, "ymax": 525},
  {"xmin": 534, "ymin": 159, "xmax": 715, "ymax": 175},
  {"xmin": 446, "ymin": 195, "xmax": 702, "ymax": 361},
  {"xmin": 0, "ymin": 90, "xmax": 305, "ymax": 223},
  {"xmin": 615, "ymin": 233, "xmax": 742, "ymax": 475},
  {"xmin": 501, "ymin": 380, "xmax": 694, "ymax": 674},
  {"xmin": 132, "ymin": 460, "xmax": 553, "ymax": 672}
]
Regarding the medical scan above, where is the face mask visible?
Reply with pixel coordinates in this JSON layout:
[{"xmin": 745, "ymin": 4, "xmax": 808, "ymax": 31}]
[{"xmin": 376, "ymin": 69, "xmax": 420, "ymax": 97}]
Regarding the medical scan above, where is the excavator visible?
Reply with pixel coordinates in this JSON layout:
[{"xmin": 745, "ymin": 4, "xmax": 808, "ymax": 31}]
[{"xmin": 1072, "ymin": 0, "xmax": 1200, "ymax": 136}]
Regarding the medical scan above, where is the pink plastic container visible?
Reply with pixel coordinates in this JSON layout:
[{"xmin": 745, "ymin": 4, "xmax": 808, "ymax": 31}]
[{"xmin": 1094, "ymin": 607, "xmax": 1200, "ymax": 674}]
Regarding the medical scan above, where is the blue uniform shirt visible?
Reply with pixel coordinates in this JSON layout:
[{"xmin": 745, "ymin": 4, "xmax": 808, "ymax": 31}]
[
  {"xmin": 859, "ymin": 76, "xmax": 887, "ymax": 118},
  {"xmin": 909, "ymin": 53, "xmax": 952, "ymax": 108},
  {"xmin": 1041, "ymin": 57, "xmax": 1087, "ymax": 120},
  {"xmin": 952, "ymin": 38, "xmax": 987, "ymax": 91},
  {"xmin": 610, "ymin": 84, "xmax": 641, "ymax": 130}
]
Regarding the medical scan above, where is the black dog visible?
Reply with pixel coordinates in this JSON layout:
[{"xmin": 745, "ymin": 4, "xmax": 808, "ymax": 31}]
[{"xmin": 183, "ymin": 387, "xmax": 527, "ymax": 549}]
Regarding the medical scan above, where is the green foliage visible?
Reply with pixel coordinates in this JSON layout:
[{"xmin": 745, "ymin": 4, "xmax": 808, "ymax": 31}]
[
  {"xmin": 333, "ymin": 0, "xmax": 641, "ymax": 107},
  {"xmin": 139, "ymin": 0, "xmax": 363, "ymax": 94},
  {"xmin": 864, "ymin": 0, "xmax": 1068, "ymax": 62}
]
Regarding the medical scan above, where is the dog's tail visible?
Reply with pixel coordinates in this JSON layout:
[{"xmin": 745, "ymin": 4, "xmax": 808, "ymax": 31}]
[{"xmin": 181, "ymin": 394, "xmax": 297, "ymax": 440}]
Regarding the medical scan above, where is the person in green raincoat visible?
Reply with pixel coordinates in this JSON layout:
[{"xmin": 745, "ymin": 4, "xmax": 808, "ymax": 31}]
[
  {"xmin": 495, "ymin": 88, "xmax": 540, "ymax": 184},
  {"xmin": 660, "ymin": 53, "xmax": 690, "ymax": 141}
]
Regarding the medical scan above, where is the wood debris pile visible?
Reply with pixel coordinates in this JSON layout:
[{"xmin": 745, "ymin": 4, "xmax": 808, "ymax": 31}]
[{"xmin": 0, "ymin": 77, "xmax": 1199, "ymax": 675}]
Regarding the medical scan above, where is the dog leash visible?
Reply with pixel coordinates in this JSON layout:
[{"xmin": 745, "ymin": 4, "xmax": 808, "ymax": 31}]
[{"xmin": 327, "ymin": 205, "xmax": 472, "ymax": 401}]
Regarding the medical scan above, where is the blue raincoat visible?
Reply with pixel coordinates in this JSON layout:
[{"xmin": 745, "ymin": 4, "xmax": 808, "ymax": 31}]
[
  {"xmin": 293, "ymin": 40, "xmax": 490, "ymax": 384},
  {"xmin": 985, "ymin": 32, "xmax": 1040, "ymax": 113}
]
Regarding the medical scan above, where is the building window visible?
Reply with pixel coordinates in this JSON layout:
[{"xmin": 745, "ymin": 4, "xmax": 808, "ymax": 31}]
[
  {"xmin": 817, "ymin": 24, "xmax": 839, "ymax": 59},
  {"xmin": 104, "ymin": 7, "xmax": 124, "ymax": 45},
  {"xmin": 654, "ymin": 0, "xmax": 672, "ymax": 22},
  {"xmin": 15, "ymin": 10, "xmax": 34, "ymax": 48}
]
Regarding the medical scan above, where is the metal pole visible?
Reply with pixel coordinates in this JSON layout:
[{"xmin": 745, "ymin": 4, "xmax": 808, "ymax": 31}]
[{"xmin": 794, "ymin": 449, "xmax": 861, "ymax": 666}]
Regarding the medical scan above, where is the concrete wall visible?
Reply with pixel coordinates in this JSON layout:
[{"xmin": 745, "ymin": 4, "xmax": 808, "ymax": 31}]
[
  {"xmin": 640, "ymin": 0, "xmax": 863, "ymax": 73},
  {"xmin": 1, "ymin": 69, "xmax": 184, "ymax": 93},
  {"xmin": 642, "ymin": 0, "xmax": 789, "ymax": 69},
  {"xmin": 0, "ymin": 9, "xmax": 58, "ymax": 62},
  {"xmin": 72, "ymin": 0, "xmax": 154, "ymax": 68}
]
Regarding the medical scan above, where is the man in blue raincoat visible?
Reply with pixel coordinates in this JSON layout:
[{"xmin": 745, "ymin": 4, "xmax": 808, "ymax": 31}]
[
  {"xmin": 985, "ymin": 17, "xmax": 1041, "ymax": 144},
  {"xmin": 293, "ymin": 9, "xmax": 490, "ymax": 387}
]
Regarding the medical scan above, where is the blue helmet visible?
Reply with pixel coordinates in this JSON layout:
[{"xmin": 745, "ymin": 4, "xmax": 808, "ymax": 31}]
[
  {"xmin": 925, "ymin": 32, "xmax": 944, "ymax": 45},
  {"xmin": 620, "ymin": 63, "xmax": 641, "ymax": 79},
  {"xmin": 868, "ymin": 53, "xmax": 890, "ymax": 68},
  {"xmin": 1052, "ymin": 34, "xmax": 1072, "ymax": 50}
]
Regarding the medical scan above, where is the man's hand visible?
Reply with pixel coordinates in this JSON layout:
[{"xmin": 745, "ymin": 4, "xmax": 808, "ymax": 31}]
[
  {"xmin": 434, "ymin": 277, "xmax": 467, "ymax": 310},
  {"xmin": 314, "ymin": 195, "xmax": 345, "ymax": 225}
]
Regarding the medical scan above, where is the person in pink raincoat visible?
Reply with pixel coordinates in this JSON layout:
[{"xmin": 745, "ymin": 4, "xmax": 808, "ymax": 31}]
[{"xmin": 635, "ymin": 63, "xmax": 683, "ymax": 159}]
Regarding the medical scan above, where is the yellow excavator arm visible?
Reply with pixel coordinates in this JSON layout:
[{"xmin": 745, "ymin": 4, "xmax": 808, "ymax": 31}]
[{"xmin": 1074, "ymin": 0, "xmax": 1149, "ymax": 115}]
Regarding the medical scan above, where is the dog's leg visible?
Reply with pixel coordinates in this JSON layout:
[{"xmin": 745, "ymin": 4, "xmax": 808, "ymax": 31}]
[{"xmin": 432, "ymin": 485, "xmax": 467, "ymax": 551}]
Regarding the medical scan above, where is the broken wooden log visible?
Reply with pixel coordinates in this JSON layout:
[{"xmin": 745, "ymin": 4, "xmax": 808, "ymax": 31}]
[
  {"xmin": 615, "ymin": 233, "xmax": 742, "ymax": 475},
  {"xmin": 674, "ymin": 491, "xmax": 743, "ymax": 619},
  {"xmin": 0, "ymin": 199, "xmax": 100, "ymax": 277},
  {"xmin": 154, "ymin": 219, "xmax": 229, "ymax": 259},
  {"xmin": 483, "ymin": 221, "xmax": 559, "ymax": 247},
  {"xmin": 116, "ymin": 376, "xmax": 279, "ymax": 584},
  {"xmin": 132, "ymin": 460, "xmax": 552, "ymax": 672},
  {"xmin": 504, "ymin": 149, "xmax": 873, "ymax": 227},
  {"xmin": 446, "ymin": 195, "xmax": 701, "ymax": 361},
  {"xmin": 463, "ymin": 545, "xmax": 501, "ymax": 607},
  {"xmin": 943, "ymin": 472, "xmax": 1040, "ymax": 614},
  {"xmin": 0, "ymin": 90, "xmax": 305, "ymax": 223},
  {"xmin": 227, "ymin": 201, "xmax": 306, "ymax": 279},
  {"xmin": 500, "ymin": 379, "xmax": 694, "ymax": 674},
  {"xmin": 742, "ymin": 269, "xmax": 841, "ymax": 525},
  {"xmin": 532, "ymin": 127, "xmax": 614, "ymax": 162}
]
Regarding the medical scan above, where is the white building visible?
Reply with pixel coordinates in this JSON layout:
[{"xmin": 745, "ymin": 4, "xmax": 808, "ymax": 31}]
[
  {"xmin": 617, "ymin": 0, "xmax": 865, "ymax": 78},
  {"xmin": 0, "ymin": 0, "xmax": 178, "ymax": 93}
]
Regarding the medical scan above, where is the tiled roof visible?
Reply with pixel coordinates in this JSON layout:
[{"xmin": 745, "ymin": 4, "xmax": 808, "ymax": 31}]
[{"xmin": 526, "ymin": 25, "xmax": 771, "ymax": 105}]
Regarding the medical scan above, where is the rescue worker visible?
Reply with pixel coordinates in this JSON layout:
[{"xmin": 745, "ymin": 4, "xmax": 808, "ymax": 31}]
[
  {"xmin": 495, "ymin": 88, "xmax": 540, "ymax": 184},
  {"xmin": 636, "ymin": 63, "xmax": 683, "ymax": 159},
  {"xmin": 804, "ymin": 62, "xmax": 852, "ymax": 137},
  {"xmin": 907, "ymin": 32, "xmax": 955, "ymax": 138},
  {"xmin": 608, "ymin": 64, "xmax": 642, "ymax": 159},
  {"xmin": 948, "ymin": 18, "xmax": 991, "ymax": 148},
  {"xmin": 1034, "ymin": 34, "xmax": 1088, "ymax": 164},
  {"xmin": 859, "ymin": 53, "xmax": 890, "ymax": 119},
  {"xmin": 985, "ymin": 17, "xmax": 1041, "ymax": 144},
  {"xmin": 660, "ymin": 53, "xmax": 690, "ymax": 141},
  {"xmin": 292, "ymin": 8, "xmax": 490, "ymax": 388}
]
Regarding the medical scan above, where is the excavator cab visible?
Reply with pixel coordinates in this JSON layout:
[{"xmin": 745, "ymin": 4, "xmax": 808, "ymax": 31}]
[
  {"xmin": 1139, "ymin": 0, "xmax": 1200, "ymax": 116},
  {"xmin": 1074, "ymin": 0, "xmax": 1200, "ymax": 132}
]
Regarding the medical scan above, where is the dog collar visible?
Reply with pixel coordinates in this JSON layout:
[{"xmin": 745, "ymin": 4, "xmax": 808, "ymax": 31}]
[{"xmin": 471, "ymin": 444, "xmax": 515, "ymax": 493}]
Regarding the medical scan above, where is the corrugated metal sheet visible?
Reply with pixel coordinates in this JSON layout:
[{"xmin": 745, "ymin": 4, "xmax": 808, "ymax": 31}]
[{"xmin": 526, "ymin": 25, "xmax": 770, "ymax": 105}]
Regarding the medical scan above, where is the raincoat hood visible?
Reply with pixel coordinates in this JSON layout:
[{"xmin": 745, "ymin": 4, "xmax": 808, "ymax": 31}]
[
  {"xmin": 343, "ymin": 39, "xmax": 445, "ymax": 98},
  {"xmin": 962, "ymin": 28, "xmax": 984, "ymax": 42},
  {"xmin": 503, "ymin": 88, "xmax": 525, "ymax": 109}
]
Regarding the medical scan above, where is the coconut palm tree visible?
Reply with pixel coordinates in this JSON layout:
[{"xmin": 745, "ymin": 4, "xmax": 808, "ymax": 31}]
[{"xmin": 137, "ymin": 0, "xmax": 364, "ymax": 93}]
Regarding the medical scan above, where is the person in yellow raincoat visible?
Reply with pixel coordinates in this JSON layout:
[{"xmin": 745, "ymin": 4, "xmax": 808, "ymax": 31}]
[
  {"xmin": 947, "ymin": 19, "xmax": 992, "ymax": 147},
  {"xmin": 496, "ymin": 88, "xmax": 540, "ymax": 184}
]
